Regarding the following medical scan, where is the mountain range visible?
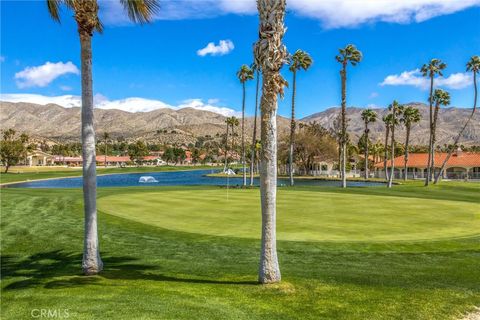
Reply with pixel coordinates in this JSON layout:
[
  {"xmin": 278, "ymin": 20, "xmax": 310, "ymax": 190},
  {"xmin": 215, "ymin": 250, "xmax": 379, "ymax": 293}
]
[
  {"xmin": 303, "ymin": 103, "xmax": 479, "ymax": 146},
  {"xmin": 1, "ymin": 101, "xmax": 478, "ymax": 146}
]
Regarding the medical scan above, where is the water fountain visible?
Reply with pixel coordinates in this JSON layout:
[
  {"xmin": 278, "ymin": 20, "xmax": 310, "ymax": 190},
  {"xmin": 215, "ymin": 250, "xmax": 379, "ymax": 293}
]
[{"xmin": 138, "ymin": 176, "xmax": 158, "ymax": 183}]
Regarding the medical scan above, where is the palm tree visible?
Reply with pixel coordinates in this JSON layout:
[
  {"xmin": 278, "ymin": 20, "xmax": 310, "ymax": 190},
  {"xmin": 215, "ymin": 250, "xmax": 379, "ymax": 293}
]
[
  {"xmin": 288, "ymin": 49, "xmax": 313, "ymax": 186},
  {"xmin": 253, "ymin": 0, "xmax": 288, "ymax": 284},
  {"xmin": 223, "ymin": 117, "xmax": 232, "ymax": 172},
  {"xmin": 387, "ymin": 101, "xmax": 402, "ymax": 188},
  {"xmin": 400, "ymin": 106, "xmax": 421, "ymax": 180},
  {"xmin": 250, "ymin": 63, "xmax": 261, "ymax": 186},
  {"xmin": 375, "ymin": 141, "xmax": 384, "ymax": 164},
  {"xmin": 435, "ymin": 55, "xmax": 479, "ymax": 183},
  {"xmin": 360, "ymin": 109, "xmax": 377, "ymax": 179},
  {"xmin": 102, "ymin": 131, "xmax": 110, "ymax": 168},
  {"xmin": 230, "ymin": 116, "xmax": 239, "ymax": 160},
  {"xmin": 370, "ymin": 141, "xmax": 381, "ymax": 164},
  {"xmin": 430, "ymin": 89, "xmax": 450, "ymax": 178},
  {"xmin": 237, "ymin": 65, "xmax": 254, "ymax": 186},
  {"xmin": 46, "ymin": 0, "xmax": 159, "ymax": 275},
  {"xmin": 420, "ymin": 58, "xmax": 447, "ymax": 186},
  {"xmin": 336, "ymin": 44, "xmax": 362, "ymax": 188},
  {"xmin": 382, "ymin": 114, "xmax": 393, "ymax": 180}
]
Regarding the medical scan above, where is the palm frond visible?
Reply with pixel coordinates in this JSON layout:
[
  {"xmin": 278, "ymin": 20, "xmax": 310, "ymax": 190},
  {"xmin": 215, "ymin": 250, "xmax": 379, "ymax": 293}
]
[
  {"xmin": 289, "ymin": 49, "xmax": 313, "ymax": 72},
  {"xmin": 120, "ymin": 0, "xmax": 160, "ymax": 24},
  {"xmin": 361, "ymin": 109, "xmax": 377, "ymax": 123},
  {"xmin": 433, "ymin": 89, "xmax": 450, "ymax": 106},
  {"xmin": 401, "ymin": 106, "xmax": 422, "ymax": 125},
  {"xmin": 421, "ymin": 58, "xmax": 447, "ymax": 78},
  {"xmin": 46, "ymin": 0, "xmax": 62, "ymax": 22},
  {"xmin": 466, "ymin": 55, "xmax": 480, "ymax": 72},
  {"xmin": 236, "ymin": 64, "xmax": 254, "ymax": 83},
  {"xmin": 337, "ymin": 44, "xmax": 362, "ymax": 66}
]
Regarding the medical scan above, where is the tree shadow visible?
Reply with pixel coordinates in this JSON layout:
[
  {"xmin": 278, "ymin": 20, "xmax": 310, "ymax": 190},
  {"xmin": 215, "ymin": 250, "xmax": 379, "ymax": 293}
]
[{"xmin": 1, "ymin": 250, "xmax": 257, "ymax": 291}]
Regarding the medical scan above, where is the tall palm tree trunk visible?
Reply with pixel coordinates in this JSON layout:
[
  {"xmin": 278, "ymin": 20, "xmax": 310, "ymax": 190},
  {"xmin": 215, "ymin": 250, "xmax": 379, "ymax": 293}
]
[
  {"xmin": 79, "ymin": 33, "xmax": 103, "ymax": 275},
  {"xmin": 340, "ymin": 66, "xmax": 347, "ymax": 188},
  {"xmin": 250, "ymin": 70, "xmax": 260, "ymax": 185},
  {"xmin": 104, "ymin": 141, "xmax": 107, "ymax": 168},
  {"xmin": 364, "ymin": 122, "xmax": 369, "ymax": 179},
  {"xmin": 223, "ymin": 123, "xmax": 229, "ymax": 172},
  {"xmin": 388, "ymin": 116, "xmax": 395, "ymax": 188},
  {"xmin": 384, "ymin": 127, "xmax": 390, "ymax": 181},
  {"xmin": 404, "ymin": 125, "xmax": 410, "ymax": 181},
  {"xmin": 425, "ymin": 76, "xmax": 434, "ymax": 186},
  {"xmin": 430, "ymin": 102, "xmax": 440, "ymax": 181},
  {"xmin": 338, "ymin": 143, "xmax": 342, "ymax": 179},
  {"xmin": 435, "ymin": 71, "xmax": 477, "ymax": 183},
  {"xmin": 231, "ymin": 125, "xmax": 235, "ymax": 163},
  {"xmin": 255, "ymin": 0, "xmax": 287, "ymax": 284},
  {"xmin": 288, "ymin": 70, "xmax": 297, "ymax": 186},
  {"xmin": 258, "ymin": 71, "xmax": 281, "ymax": 283},
  {"xmin": 241, "ymin": 82, "xmax": 247, "ymax": 186}
]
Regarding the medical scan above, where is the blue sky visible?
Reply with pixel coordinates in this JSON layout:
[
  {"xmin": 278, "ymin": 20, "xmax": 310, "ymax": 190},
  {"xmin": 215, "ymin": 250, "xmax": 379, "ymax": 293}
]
[{"xmin": 1, "ymin": 0, "xmax": 479, "ymax": 118}]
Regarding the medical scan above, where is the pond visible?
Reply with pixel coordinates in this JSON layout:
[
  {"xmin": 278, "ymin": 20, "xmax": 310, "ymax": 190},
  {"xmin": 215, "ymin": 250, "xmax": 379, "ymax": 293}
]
[{"xmin": 7, "ymin": 169, "xmax": 384, "ymax": 188}]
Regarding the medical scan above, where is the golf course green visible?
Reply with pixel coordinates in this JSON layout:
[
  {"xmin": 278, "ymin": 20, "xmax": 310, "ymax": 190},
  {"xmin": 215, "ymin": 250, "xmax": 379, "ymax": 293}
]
[
  {"xmin": 98, "ymin": 188, "xmax": 479, "ymax": 242},
  {"xmin": 2, "ymin": 182, "xmax": 479, "ymax": 319}
]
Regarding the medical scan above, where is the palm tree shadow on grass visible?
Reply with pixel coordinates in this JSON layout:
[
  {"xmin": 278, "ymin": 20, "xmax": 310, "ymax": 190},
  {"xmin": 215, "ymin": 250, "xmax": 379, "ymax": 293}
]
[{"xmin": 1, "ymin": 250, "xmax": 256, "ymax": 291}]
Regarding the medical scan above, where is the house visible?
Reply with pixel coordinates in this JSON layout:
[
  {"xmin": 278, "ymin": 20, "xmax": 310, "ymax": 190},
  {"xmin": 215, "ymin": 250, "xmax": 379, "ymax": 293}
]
[
  {"xmin": 53, "ymin": 155, "xmax": 164, "ymax": 167},
  {"xmin": 297, "ymin": 156, "xmax": 337, "ymax": 176},
  {"xmin": 96, "ymin": 156, "xmax": 131, "ymax": 167},
  {"xmin": 26, "ymin": 150, "xmax": 55, "ymax": 166},
  {"xmin": 373, "ymin": 149, "xmax": 480, "ymax": 180},
  {"xmin": 53, "ymin": 156, "xmax": 82, "ymax": 166}
]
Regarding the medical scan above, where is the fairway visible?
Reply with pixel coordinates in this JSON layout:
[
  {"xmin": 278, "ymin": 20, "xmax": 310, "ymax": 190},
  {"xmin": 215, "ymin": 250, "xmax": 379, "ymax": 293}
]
[
  {"xmin": 2, "ymin": 183, "xmax": 480, "ymax": 319},
  {"xmin": 98, "ymin": 188, "xmax": 480, "ymax": 242}
]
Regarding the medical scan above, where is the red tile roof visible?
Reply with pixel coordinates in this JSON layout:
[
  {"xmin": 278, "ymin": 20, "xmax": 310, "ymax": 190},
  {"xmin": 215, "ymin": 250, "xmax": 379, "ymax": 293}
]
[
  {"xmin": 96, "ymin": 156, "xmax": 160, "ymax": 162},
  {"xmin": 374, "ymin": 152, "xmax": 480, "ymax": 168},
  {"xmin": 96, "ymin": 156, "xmax": 130, "ymax": 162},
  {"xmin": 142, "ymin": 156, "xmax": 160, "ymax": 161},
  {"xmin": 53, "ymin": 155, "xmax": 161, "ymax": 163},
  {"xmin": 53, "ymin": 156, "xmax": 82, "ymax": 162}
]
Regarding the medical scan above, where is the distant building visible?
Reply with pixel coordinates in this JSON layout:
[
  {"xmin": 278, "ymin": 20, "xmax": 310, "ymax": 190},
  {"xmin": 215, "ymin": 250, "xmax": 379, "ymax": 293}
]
[
  {"xmin": 374, "ymin": 149, "xmax": 480, "ymax": 180},
  {"xmin": 26, "ymin": 150, "xmax": 55, "ymax": 166},
  {"xmin": 52, "ymin": 155, "xmax": 164, "ymax": 167},
  {"xmin": 297, "ymin": 156, "xmax": 337, "ymax": 176},
  {"xmin": 53, "ymin": 156, "xmax": 82, "ymax": 166}
]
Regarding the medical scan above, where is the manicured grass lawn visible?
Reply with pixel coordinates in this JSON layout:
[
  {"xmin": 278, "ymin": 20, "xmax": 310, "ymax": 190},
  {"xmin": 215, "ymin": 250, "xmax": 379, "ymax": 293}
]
[
  {"xmin": 0, "ymin": 165, "xmax": 214, "ymax": 184},
  {"xmin": 1, "ymin": 183, "xmax": 479, "ymax": 319},
  {"xmin": 98, "ymin": 188, "xmax": 479, "ymax": 241}
]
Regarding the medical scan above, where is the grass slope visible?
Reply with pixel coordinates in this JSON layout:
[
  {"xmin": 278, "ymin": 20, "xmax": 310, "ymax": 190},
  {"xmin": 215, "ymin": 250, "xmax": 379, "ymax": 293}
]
[{"xmin": 1, "ymin": 183, "xmax": 479, "ymax": 319}]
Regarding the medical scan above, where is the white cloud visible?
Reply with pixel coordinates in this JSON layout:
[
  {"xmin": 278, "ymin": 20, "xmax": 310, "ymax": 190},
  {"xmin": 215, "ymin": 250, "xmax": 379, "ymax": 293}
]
[
  {"xmin": 369, "ymin": 92, "xmax": 379, "ymax": 98},
  {"xmin": 96, "ymin": 97, "xmax": 174, "ymax": 113},
  {"xmin": 197, "ymin": 40, "xmax": 234, "ymax": 57},
  {"xmin": 0, "ymin": 93, "xmax": 82, "ymax": 108},
  {"xmin": 99, "ymin": 0, "xmax": 480, "ymax": 29},
  {"xmin": 60, "ymin": 85, "xmax": 72, "ymax": 91},
  {"xmin": 178, "ymin": 99, "xmax": 240, "ymax": 116},
  {"xmin": 0, "ymin": 56, "xmax": 5, "ymax": 63},
  {"xmin": 15, "ymin": 61, "xmax": 79, "ymax": 88},
  {"xmin": 381, "ymin": 69, "xmax": 428, "ymax": 88},
  {"xmin": 380, "ymin": 69, "xmax": 473, "ymax": 90},
  {"xmin": 437, "ymin": 72, "xmax": 473, "ymax": 89},
  {"xmin": 207, "ymin": 98, "xmax": 220, "ymax": 104},
  {"xmin": 286, "ymin": 0, "xmax": 480, "ymax": 28},
  {"xmin": 0, "ymin": 93, "xmax": 239, "ymax": 117}
]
